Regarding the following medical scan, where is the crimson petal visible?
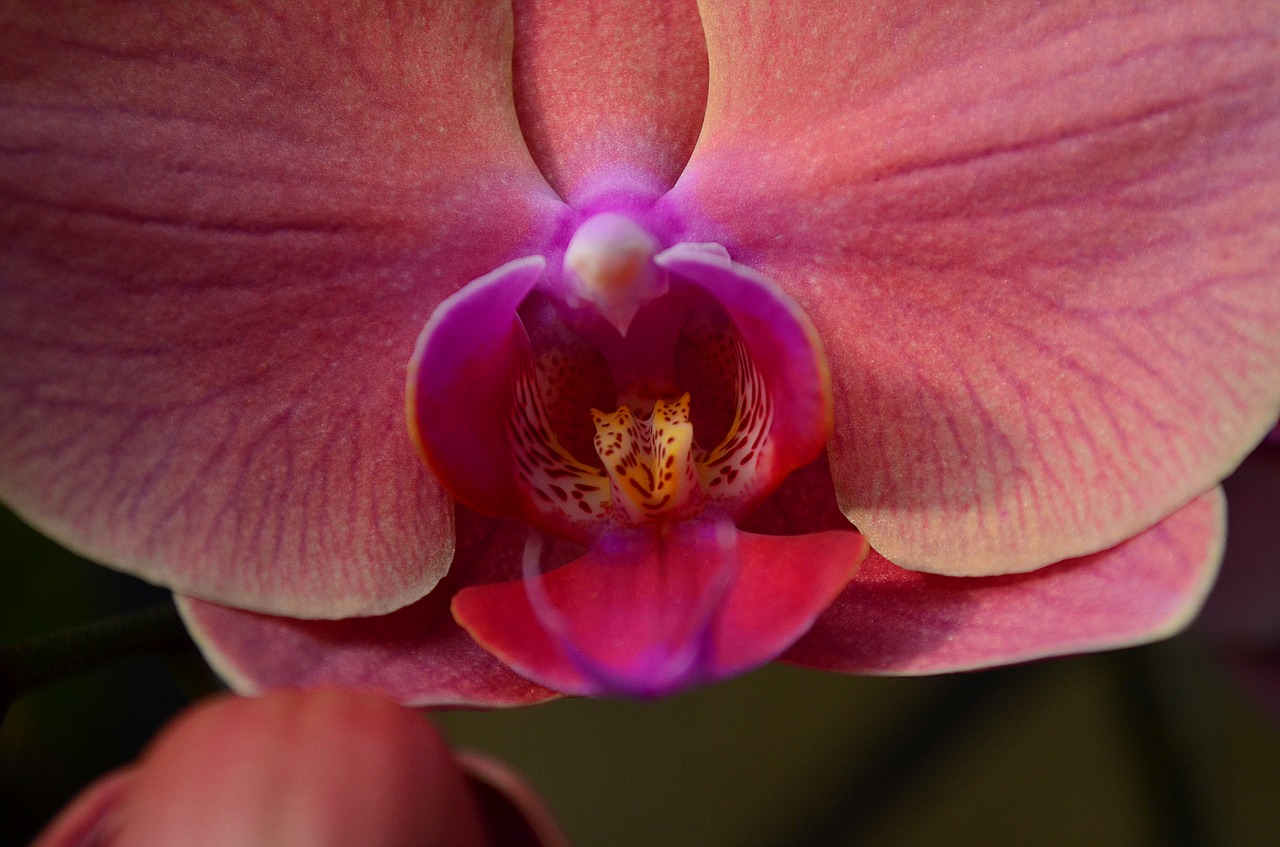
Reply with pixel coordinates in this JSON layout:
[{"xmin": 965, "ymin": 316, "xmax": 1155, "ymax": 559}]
[{"xmin": 453, "ymin": 522, "xmax": 867, "ymax": 697}]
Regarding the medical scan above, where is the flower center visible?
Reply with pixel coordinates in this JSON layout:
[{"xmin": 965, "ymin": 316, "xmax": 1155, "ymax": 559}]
[
  {"xmin": 406, "ymin": 207, "xmax": 848, "ymax": 699},
  {"xmin": 592, "ymin": 395, "xmax": 702, "ymax": 524},
  {"xmin": 408, "ymin": 212, "xmax": 833, "ymax": 549},
  {"xmin": 494, "ymin": 214, "xmax": 788, "ymax": 534},
  {"xmin": 507, "ymin": 315, "xmax": 774, "ymax": 533}
]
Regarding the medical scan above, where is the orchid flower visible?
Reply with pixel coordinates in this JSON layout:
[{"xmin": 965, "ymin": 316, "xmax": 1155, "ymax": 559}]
[{"xmin": 2, "ymin": 1, "xmax": 1278, "ymax": 705}]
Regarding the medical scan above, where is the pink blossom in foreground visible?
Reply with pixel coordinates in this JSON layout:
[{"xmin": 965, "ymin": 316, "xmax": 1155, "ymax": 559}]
[
  {"xmin": 1, "ymin": 2, "xmax": 1278, "ymax": 702},
  {"xmin": 32, "ymin": 689, "xmax": 565, "ymax": 847}
]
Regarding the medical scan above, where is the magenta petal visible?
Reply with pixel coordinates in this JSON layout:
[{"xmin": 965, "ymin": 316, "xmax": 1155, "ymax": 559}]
[
  {"xmin": 0, "ymin": 2, "xmax": 565, "ymax": 615},
  {"xmin": 671, "ymin": 3, "xmax": 1280, "ymax": 575},
  {"xmin": 453, "ymin": 523, "xmax": 867, "ymax": 697},
  {"xmin": 178, "ymin": 508, "xmax": 560, "ymax": 709},
  {"xmin": 656, "ymin": 243, "xmax": 833, "ymax": 479},
  {"xmin": 407, "ymin": 255, "xmax": 608, "ymax": 545},
  {"xmin": 784, "ymin": 489, "xmax": 1224, "ymax": 675},
  {"xmin": 408, "ymin": 257, "xmax": 545, "ymax": 524}
]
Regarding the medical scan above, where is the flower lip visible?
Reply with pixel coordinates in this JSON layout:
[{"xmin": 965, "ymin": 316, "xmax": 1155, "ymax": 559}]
[{"xmin": 452, "ymin": 520, "xmax": 867, "ymax": 698}]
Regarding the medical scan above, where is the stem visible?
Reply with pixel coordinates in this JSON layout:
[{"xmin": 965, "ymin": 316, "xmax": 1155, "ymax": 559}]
[
  {"xmin": 0, "ymin": 600, "xmax": 192, "ymax": 722},
  {"xmin": 1110, "ymin": 644, "xmax": 1224, "ymax": 847},
  {"xmin": 772, "ymin": 665, "xmax": 1031, "ymax": 847}
]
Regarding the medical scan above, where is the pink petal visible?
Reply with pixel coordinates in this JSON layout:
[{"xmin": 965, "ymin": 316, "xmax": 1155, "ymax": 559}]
[
  {"xmin": 177, "ymin": 507, "xmax": 561, "ymax": 709},
  {"xmin": 407, "ymin": 257, "xmax": 543, "ymax": 526},
  {"xmin": 0, "ymin": 2, "xmax": 566, "ymax": 615},
  {"xmin": 784, "ymin": 488, "xmax": 1225, "ymax": 675},
  {"xmin": 456, "ymin": 752, "xmax": 573, "ymax": 847},
  {"xmin": 407, "ymin": 256, "xmax": 597, "ymax": 542},
  {"xmin": 453, "ymin": 522, "xmax": 867, "ymax": 697},
  {"xmin": 30, "ymin": 768, "xmax": 135, "ymax": 847},
  {"xmin": 667, "ymin": 3, "xmax": 1280, "ymax": 574},
  {"xmin": 512, "ymin": 0, "xmax": 708, "ymax": 203},
  {"xmin": 46, "ymin": 691, "xmax": 493, "ymax": 847}
]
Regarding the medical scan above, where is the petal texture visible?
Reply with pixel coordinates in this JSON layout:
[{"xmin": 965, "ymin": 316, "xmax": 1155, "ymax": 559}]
[
  {"xmin": 512, "ymin": 0, "xmax": 708, "ymax": 203},
  {"xmin": 669, "ymin": 1, "xmax": 1280, "ymax": 574},
  {"xmin": 784, "ymin": 487, "xmax": 1225, "ymax": 675},
  {"xmin": 177, "ymin": 507, "xmax": 560, "ymax": 709},
  {"xmin": 0, "ymin": 1, "xmax": 564, "ymax": 615}
]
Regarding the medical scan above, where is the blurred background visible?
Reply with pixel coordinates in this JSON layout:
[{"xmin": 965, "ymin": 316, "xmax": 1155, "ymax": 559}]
[{"xmin": 3, "ymin": 497, "xmax": 1278, "ymax": 847}]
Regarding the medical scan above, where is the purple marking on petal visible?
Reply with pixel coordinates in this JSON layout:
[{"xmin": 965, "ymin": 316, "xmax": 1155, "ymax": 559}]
[
  {"xmin": 671, "ymin": 3, "xmax": 1280, "ymax": 576},
  {"xmin": 516, "ymin": 523, "xmax": 736, "ymax": 697},
  {"xmin": 0, "ymin": 1, "xmax": 568, "ymax": 617},
  {"xmin": 453, "ymin": 523, "xmax": 866, "ymax": 697}
]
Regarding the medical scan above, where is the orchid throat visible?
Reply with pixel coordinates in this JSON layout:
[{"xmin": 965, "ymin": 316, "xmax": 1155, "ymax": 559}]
[{"xmin": 407, "ymin": 206, "xmax": 854, "ymax": 696}]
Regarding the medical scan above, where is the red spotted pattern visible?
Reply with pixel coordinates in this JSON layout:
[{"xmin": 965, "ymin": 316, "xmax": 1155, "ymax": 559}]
[
  {"xmin": 504, "ymin": 304, "xmax": 782, "ymax": 536},
  {"xmin": 507, "ymin": 353, "xmax": 611, "ymax": 538},
  {"xmin": 591, "ymin": 394, "xmax": 703, "ymax": 525},
  {"xmin": 698, "ymin": 335, "xmax": 775, "ymax": 511}
]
